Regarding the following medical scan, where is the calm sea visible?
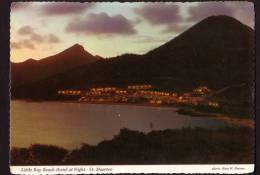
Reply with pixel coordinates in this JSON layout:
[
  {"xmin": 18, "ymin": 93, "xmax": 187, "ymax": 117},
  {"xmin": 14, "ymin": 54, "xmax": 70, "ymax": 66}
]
[{"xmin": 11, "ymin": 100, "xmax": 230, "ymax": 149}]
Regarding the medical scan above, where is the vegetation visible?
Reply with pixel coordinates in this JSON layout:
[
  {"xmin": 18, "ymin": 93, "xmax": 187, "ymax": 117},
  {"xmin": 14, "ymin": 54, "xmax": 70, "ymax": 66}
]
[
  {"xmin": 11, "ymin": 144, "xmax": 68, "ymax": 165},
  {"xmin": 11, "ymin": 127, "xmax": 254, "ymax": 165}
]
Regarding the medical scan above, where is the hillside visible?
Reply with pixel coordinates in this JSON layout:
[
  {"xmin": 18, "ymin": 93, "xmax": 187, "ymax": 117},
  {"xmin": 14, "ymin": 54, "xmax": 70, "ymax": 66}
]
[
  {"xmin": 11, "ymin": 44, "xmax": 102, "ymax": 87},
  {"xmin": 11, "ymin": 15, "xmax": 254, "ymax": 105},
  {"xmin": 11, "ymin": 127, "xmax": 254, "ymax": 165}
]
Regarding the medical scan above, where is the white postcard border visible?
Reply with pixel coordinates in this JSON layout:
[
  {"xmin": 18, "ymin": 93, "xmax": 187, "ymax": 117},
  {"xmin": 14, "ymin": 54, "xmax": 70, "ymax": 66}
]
[{"xmin": 10, "ymin": 164, "xmax": 254, "ymax": 174}]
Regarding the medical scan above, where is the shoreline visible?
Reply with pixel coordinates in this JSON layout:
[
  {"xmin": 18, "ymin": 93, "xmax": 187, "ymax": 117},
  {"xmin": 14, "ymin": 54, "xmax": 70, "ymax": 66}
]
[
  {"xmin": 12, "ymin": 99, "xmax": 254, "ymax": 129},
  {"xmin": 177, "ymin": 108, "xmax": 255, "ymax": 129},
  {"xmin": 12, "ymin": 99, "xmax": 179, "ymax": 110}
]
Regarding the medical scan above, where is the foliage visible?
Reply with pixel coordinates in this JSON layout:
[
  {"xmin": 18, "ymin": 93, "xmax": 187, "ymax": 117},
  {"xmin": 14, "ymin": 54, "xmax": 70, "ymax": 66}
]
[{"xmin": 11, "ymin": 127, "xmax": 254, "ymax": 165}]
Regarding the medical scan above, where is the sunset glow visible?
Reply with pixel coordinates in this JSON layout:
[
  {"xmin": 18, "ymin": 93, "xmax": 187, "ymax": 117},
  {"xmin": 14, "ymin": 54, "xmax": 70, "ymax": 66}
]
[{"xmin": 10, "ymin": 2, "xmax": 254, "ymax": 62}]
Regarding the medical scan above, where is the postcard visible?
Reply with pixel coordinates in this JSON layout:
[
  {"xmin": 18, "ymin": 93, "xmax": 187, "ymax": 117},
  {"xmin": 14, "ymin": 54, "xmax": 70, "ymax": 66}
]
[{"xmin": 10, "ymin": 1, "xmax": 255, "ymax": 174}]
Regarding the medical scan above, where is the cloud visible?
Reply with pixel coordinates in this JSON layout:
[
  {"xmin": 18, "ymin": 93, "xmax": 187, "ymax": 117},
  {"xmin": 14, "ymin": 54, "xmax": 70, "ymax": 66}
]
[
  {"xmin": 22, "ymin": 40, "xmax": 36, "ymax": 49},
  {"xmin": 14, "ymin": 25, "xmax": 61, "ymax": 49},
  {"xmin": 11, "ymin": 34, "xmax": 60, "ymax": 50},
  {"xmin": 187, "ymin": 2, "xmax": 254, "ymax": 28},
  {"xmin": 17, "ymin": 26, "xmax": 34, "ymax": 35},
  {"xmin": 30, "ymin": 33, "xmax": 44, "ymax": 43},
  {"xmin": 163, "ymin": 23, "xmax": 191, "ymax": 33},
  {"xmin": 66, "ymin": 12, "xmax": 136, "ymax": 36},
  {"xmin": 47, "ymin": 34, "xmax": 61, "ymax": 43},
  {"xmin": 134, "ymin": 3, "xmax": 186, "ymax": 33},
  {"xmin": 40, "ymin": 2, "xmax": 95, "ymax": 16},
  {"xmin": 16, "ymin": 25, "xmax": 61, "ymax": 44},
  {"xmin": 11, "ymin": 2, "xmax": 32, "ymax": 11},
  {"xmin": 187, "ymin": 2, "xmax": 235, "ymax": 22},
  {"xmin": 134, "ymin": 2, "xmax": 254, "ymax": 33},
  {"xmin": 134, "ymin": 3, "xmax": 181, "ymax": 25},
  {"xmin": 30, "ymin": 33, "xmax": 61, "ymax": 44},
  {"xmin": 224, "ymin": 2, "xmax": 254, "ymax": 28},
  {"xmin": 11, "ymin": 40, "xmax": 35, "ymax": 50},
  {"xmin": 135, "ymin": 35, "xmax": 168, "ymax": 43},
  {"xmin": 10, "ymin": 42, "xmax": 22, "ymax": 49}
]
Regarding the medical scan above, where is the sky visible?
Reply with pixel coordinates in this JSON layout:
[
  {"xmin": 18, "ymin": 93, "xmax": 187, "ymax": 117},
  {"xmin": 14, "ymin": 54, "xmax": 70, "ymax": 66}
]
[{"xmin": 10, "ymin": 2, "xmax": 254, "ymax": 63}]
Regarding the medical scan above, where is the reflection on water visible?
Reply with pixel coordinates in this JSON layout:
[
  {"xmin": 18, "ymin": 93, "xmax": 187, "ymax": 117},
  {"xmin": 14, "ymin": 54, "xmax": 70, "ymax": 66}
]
[{"xmin": 11, "ymin": 101, "xmax": 230, "ymax": 149}]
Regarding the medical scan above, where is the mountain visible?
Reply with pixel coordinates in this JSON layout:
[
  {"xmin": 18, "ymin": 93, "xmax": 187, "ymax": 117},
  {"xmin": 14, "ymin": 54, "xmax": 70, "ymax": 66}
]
[
  {"xmin": 12, "ymin": 15, "xmax": 254, "ymax": 104},
  {"xmin": 143, "ymin": 15, "xmax": 254, "ymax": 91},
  {"xmin": 11, "ymin": 44, "xmax": 102, "ymax": 87}
]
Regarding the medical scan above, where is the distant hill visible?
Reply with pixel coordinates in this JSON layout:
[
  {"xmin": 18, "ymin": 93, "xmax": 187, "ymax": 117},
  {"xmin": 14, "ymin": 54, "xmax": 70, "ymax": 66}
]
[
  {"xmin": 11, "ymin": 44, "xmax": 102, "ymax": 87},
  {"xmin": 12, "ymin": 15, "xmax": 254, "ymax": 105}
]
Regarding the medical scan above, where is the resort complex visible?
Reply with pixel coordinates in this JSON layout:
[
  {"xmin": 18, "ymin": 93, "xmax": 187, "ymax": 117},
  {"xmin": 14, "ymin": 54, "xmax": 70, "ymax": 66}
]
[{"xmin": 57, "ymin": 85, "xmax": 219, "ymax": 108}]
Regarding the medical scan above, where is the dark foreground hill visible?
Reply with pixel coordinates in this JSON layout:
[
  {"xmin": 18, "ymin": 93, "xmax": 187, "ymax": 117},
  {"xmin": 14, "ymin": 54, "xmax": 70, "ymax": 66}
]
[
  {"xmin": 12, "ymin": 15, "xmax": 254, "ymax": 106},
  {"xmin": 11, "ymin": 127, "xmax": 254, "ymax": 165},
  {"xmin": 11, "ymin": 44, "xmax": 102, "ymax": 87}
]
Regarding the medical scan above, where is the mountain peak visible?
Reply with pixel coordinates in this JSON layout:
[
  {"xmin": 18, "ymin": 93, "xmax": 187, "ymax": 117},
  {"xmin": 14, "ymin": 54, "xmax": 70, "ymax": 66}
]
[
  {"xmin": 203, "ymin": 15, "xmax": 239, "ymax": 21},
  {"xmin": 148, "ymin": 15, "xmax": 253, "ymax": 56},
  {"xmin": 72, "ymin": 43, "xmax": 84, "ymax": 48},
  {"xmin": 67, "ymin": 43, "xmax": 85, "ymax": 52},
  {"xmin": 12, "ymin": 43, "xmax": 102, "ymax": 87},
  {"xmin": 197, "ymin": 15, "xmax": 252, "ymax": 29},
  {"xmin": 58, "ymin": 43, "xmax": 95, "ymax": 58}
]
